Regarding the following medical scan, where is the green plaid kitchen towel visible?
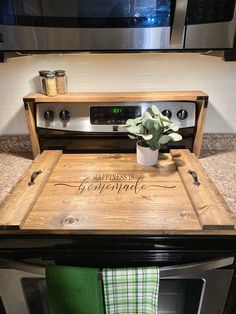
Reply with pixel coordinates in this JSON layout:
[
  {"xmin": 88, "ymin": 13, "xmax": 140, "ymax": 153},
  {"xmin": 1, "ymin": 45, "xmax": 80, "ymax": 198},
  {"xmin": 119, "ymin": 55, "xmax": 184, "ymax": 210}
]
[{"xmin": 102, "ymin": 267, "xmax": 159, "ymax": 314}]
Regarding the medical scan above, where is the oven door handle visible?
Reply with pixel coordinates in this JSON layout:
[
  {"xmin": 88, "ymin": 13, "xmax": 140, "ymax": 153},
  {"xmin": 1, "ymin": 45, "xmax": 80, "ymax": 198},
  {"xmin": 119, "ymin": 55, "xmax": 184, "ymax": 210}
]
[
  {"xmin": 0, "ymin": 257, "xmax": 234, "ymax": 278},
  {"xmin": 0, "ymin": 259, "xmax": 45, "ymax": 275},
  {"xmin": 170, "ymin": 0, "xmax": 188, "ymax": 47},
  {"xmin": 159, "ymin": 257, "xmax": 234, "ymax": 279}
]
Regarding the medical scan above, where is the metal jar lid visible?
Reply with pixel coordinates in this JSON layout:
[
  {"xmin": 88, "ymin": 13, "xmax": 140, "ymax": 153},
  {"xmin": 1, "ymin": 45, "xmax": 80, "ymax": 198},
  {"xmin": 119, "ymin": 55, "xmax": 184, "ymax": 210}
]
[
  {"xmin": 38, "ymin": 70, "xmax": 51, "ymax": 77},
  {"xmin": 55, "ymin": 70, "xmax": 66, "ymax": 77},
  {"xmin": 45, "ymin": 71, "xmax": 55, "ymax": 78}
]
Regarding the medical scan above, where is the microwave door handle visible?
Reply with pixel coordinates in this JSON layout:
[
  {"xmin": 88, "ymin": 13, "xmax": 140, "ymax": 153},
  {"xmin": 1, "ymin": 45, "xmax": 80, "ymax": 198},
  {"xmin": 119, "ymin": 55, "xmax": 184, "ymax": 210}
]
[
  {"xmin": 170, "ymin": 0, "xmax": 188, "ymax": 47},
  {"xmin": 159, "ymin": 257, "xmax": 234, "ymax": 279}
]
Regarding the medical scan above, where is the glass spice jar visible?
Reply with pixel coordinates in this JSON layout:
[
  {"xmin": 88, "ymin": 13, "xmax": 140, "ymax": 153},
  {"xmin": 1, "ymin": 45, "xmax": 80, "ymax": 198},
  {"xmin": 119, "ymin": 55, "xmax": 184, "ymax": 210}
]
[
  {"xmin": 55, "ymin": 70, "xmax": 67, "ymax": 94},
  {"xmin": 38, "ymin": 70, "xmax": 51, "ymax": 95},
  {"xmin": 45, "ymin": 72, "xmax": 57, "ymax": 97}
]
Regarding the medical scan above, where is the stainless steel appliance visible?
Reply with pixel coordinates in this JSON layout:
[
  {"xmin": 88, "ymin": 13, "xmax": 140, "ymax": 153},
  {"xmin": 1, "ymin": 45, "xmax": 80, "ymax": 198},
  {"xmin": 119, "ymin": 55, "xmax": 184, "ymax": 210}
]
[
  {"xmin": 1, "ymin": 98, "xmax": 236, "ymax": 313},
  {"xmin": 1, "ymin": 96, "xmax": 236, "ymax": 314},
  {"xmin": 0, "ymin": 0, "xmax": 235, "ymax": 51},
  {"xmin": 1, "ymin": 237, "xmax": 236, "ymax": 314},
  {"xmin": 36, "ymin": 100, "xmax": 196, "ymax": 153}
]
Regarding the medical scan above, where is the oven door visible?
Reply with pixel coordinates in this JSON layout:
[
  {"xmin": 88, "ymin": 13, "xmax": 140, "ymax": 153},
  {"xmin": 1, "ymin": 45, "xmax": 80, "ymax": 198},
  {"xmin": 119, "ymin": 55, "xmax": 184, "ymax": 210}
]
[
  {"xmin": 37, "ymin": 129, "xmax": 195, "ymax": 153},
  {"xmin": 0, "ymin": 0, "xmax": 186, "ymax": 51},
  {"xmin": 185, "ymin": 0, "xmax": 236, "ymax": 49},
  {"xmin": 0, "ymin": 257, "xmax": 234, "ymax": 314}
]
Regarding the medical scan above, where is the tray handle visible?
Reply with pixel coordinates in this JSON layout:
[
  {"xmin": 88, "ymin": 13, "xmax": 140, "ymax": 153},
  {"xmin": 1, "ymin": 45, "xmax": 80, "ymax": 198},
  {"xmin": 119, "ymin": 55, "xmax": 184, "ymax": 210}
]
[
  {"xmin": 188, "ymin": 169, "xmax": 200, "ymax": 186},
  {"xmin": 28, "ymin": 170, "xmax": 42, "ymax": 187}
]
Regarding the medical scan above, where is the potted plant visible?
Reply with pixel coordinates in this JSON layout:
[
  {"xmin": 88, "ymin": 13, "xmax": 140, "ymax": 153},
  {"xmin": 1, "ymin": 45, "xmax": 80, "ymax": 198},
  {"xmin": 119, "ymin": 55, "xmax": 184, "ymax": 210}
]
[{"xmin": 122, "ymin": 105, "xmax": 182, "ymax": 166}]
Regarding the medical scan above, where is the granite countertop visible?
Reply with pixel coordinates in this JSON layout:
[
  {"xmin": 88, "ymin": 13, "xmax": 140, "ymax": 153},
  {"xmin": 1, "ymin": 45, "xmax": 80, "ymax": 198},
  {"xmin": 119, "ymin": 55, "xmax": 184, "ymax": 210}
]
[{"xmin": 0, "ymin": 150, "xmax": 235, "ymax": 216}]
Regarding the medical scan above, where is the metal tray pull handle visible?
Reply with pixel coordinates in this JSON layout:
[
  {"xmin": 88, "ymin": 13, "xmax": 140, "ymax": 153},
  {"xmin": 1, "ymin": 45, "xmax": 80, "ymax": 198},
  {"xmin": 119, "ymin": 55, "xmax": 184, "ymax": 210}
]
[
  {"xmin": 188, "ymin": 169, "xmax": 200, "ymax": 186},
  {"xmin": 28, "ymin": 170, "xmax": 42, "ymax": 187}
]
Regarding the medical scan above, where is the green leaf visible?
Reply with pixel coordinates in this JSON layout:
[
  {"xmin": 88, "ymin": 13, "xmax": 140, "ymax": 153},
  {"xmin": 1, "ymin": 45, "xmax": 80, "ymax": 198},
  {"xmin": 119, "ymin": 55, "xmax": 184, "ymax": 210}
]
[
  {"xmin": 148, "ymin": 142, "xmax": 156, "ymax": 150},
  {"xmin": 126, "ymin": 125, "xmax": 141, "ymax": 134},
  {"xmin": 148, "ymin": 141, "xmax": 161, "ymax": 150},
  {"xmin": 125, "ymin": 119, "xmax": 135, "ymax": 126},
  {"xmin": 138, "ymin": 125, "xmax": 145, "ymax": 133},
  {"xmin": 151, "ymin": 105, "xmax": 160, "ymax": 115},
  {"xmin": 143, "ymin": 119, "xmax": 155, "ymax": 131},
  {"xmin": 169, "ymin": 123, "xmax": 179, "ymax": 132},
  {"xmin": 157, "ymin": 115, "xmax": 164, "ymax": 127},
  {"xmin": 134, "ymin": 116, "xmax": 143, "ymax": 124},
  {"xmin": 162, "ymin": 120, "xmax": 171, "ymax": 127},
  {"xmin": 144, "ymin": 111, "xmax": 153, "ymax": 119},
  {"xmin": 160, "ymin": 115, "xmax": 170, "ymax": 122},
  {"xmin": 142, "ymin": 112, "xmax": 156, "ymax": 129},
  {"xmin": 152, "ymin": 119, "xmax": 162, "ymax": 130},
  {"xmin": 168, "ymin": 133, "xmax": 182, "ymax": 142},
  {"xmin": 158, "ymin": 135, "xmax": 171, "ymax": 144},
  {"xmin": 138, "ymin": 134, "xmax": 153, "ymax": 140},
  {"xmin": 128, "ymin": 134, "xmax": 137, "ymax": 140},
  {"xmin": 150, "ymin": 146, "xmax": 158, "ymax": 151},
  {"xmin": 146, "ymin": 107, "xmax": 154, "ymax": 117}
]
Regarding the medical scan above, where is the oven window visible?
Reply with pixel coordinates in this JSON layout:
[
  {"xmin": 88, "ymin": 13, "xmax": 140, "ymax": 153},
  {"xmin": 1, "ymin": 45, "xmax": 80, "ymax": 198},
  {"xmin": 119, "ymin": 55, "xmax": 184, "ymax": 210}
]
[
  {"xmin": 159, "ymin": 279, "xmax": 204, "ymax": 314},
  {"xmin": 187, "ymin": 0, "xmax": 235, "ymax": 25},
  {"xmin": 0, "ymin": 0, "xmax": 173, "ymax": 28},
  {"xmin": 21, "ymin": 278, "xmax": 49, "ymax": 314},
  {"xmin": 20, "ymin": 277, "xmax": 204, "ymax": 314}
]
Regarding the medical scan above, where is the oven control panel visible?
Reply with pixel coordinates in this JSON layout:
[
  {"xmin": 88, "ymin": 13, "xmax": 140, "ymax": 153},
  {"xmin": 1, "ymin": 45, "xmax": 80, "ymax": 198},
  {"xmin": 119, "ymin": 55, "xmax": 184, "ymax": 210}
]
[
  {"xmin": 36, "ymin": 101, "xmax": 196, "ymax": 132},
  {"xmin": 90, "ymin": 106, "xmax": 141, "ymax": 125}
]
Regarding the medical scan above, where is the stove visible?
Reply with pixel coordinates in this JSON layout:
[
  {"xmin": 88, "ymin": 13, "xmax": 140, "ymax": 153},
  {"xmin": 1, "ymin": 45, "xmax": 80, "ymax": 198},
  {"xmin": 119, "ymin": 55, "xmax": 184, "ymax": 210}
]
[
  {"xmin": 36, "ymin": 101, "xmax": 196, "ymax": 153},
  {"xmin": 4, "ymin": 92, "xmax": 233, "ymax": 314}
]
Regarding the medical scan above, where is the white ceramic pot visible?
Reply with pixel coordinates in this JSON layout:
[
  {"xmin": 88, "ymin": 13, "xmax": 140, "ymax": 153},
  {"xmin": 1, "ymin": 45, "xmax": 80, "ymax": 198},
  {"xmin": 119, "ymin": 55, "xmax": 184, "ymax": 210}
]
[{"xmin": 136, "ymin": 143, "xmax": 159, "ymax": 166}]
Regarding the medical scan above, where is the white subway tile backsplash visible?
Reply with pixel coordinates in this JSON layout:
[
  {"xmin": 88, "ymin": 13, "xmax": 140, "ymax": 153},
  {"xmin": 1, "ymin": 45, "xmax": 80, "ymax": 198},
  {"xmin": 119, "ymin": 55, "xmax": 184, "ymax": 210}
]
[
  {"xmin": 0, "ymin": 113, "xmax": 28, "ymax": 135},
  {"xmin": 0, "ymin": 53, "xmax": 235, "ymax": 135}
]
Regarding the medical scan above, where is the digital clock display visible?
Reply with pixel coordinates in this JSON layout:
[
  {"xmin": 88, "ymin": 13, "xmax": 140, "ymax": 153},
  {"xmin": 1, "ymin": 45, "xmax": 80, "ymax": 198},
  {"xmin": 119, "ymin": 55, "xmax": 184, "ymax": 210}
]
[
  {"xmin": 90, "ymin": 106, "xmax": 141, "ymax": 125},
  {"xmin": 112, "ymin": 108, "xmax": 123, "ymax": 114}
]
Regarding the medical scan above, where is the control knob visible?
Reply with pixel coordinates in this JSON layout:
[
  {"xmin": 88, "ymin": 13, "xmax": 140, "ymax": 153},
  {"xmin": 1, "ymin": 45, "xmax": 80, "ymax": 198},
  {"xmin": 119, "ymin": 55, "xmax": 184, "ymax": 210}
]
[
  {"xmin": 60, "ymin": 110, "xmax": 70, "ymax": 122},
  {"xmin": 162, "ymin": 110, "xmax": 172, "ymax": 119},
  {"xmin": 44, "ymin": 110, "xmax": 54, "ymax": 122},
  {"xmin": 177, "ymin": 109, "xmax": 188, "ymax": 120}
]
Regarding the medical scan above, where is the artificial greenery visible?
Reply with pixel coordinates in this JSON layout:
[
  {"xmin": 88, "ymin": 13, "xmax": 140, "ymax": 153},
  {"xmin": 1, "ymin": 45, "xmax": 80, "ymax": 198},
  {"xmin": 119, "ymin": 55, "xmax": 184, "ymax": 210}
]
[{"xmin": 122, "ymin": 105, "xmax": 182, "ymax": 151}]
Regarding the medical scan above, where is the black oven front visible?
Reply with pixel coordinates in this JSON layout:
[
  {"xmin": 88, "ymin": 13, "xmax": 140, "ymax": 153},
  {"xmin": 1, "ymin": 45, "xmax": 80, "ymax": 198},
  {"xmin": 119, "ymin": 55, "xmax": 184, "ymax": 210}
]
[
  {"xmin": 0, "ymin": 235, "xmax": 236, "ymax": 314},
  {"xmin": 37, "ymin": 129, "xmax": 195, "ymax": 154}
]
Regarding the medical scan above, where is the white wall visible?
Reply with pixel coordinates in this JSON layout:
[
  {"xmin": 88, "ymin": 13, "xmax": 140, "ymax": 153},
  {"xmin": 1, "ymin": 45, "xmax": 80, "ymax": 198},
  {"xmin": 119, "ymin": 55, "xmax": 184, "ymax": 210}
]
[{"xmin": 0, "ymin": 53, "xmax": 235, "ymax": 135}]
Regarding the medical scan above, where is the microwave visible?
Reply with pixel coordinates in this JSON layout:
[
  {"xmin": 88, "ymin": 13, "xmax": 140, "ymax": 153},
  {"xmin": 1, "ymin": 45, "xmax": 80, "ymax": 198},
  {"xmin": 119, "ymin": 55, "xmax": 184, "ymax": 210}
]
[{"xmin": 0, "ymin": 0, "xmax": 235, "ymax": 52}]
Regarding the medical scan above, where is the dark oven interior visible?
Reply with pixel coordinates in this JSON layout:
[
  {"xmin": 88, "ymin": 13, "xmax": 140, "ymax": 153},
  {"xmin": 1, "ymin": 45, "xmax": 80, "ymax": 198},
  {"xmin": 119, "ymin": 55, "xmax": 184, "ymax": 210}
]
[{"xmin": 37, "ymin": 127, "xmax": 196, "ymax": 154}]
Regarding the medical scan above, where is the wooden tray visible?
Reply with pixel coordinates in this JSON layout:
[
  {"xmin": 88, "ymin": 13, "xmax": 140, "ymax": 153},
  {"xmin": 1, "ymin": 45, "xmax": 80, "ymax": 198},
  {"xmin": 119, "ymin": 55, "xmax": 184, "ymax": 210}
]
[{"xmin": 0, "ymin": 150, "xmax": 234, "ymax": 233}]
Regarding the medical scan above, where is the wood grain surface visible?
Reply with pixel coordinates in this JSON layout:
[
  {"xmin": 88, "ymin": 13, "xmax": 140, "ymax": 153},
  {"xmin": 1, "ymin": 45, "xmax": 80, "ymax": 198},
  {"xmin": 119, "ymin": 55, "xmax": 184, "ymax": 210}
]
[
  {"xmin": 22, "ymin": 153, "xmax": 202, "ymax": 232},
  {"xmin": 193, "ymin": 102, "xmax": 208, "ymax": 158},
  {"xmin": 24, "ymin": 101, "xmax": 41, "ymax": 157},
  {"xmin": 23, "ymin": 91, "xmax": 208, "ymax": 103},
  {"xmin": 1, "ymin": 150, "xmax": 233, "ymax": 234},
  {"xmin": 171, "ymin": 150, "xmax": 234, "ymax": 230},
  {"xmin": 0, "ymin": 150, "xmax": 62, "ymax": 229}
]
